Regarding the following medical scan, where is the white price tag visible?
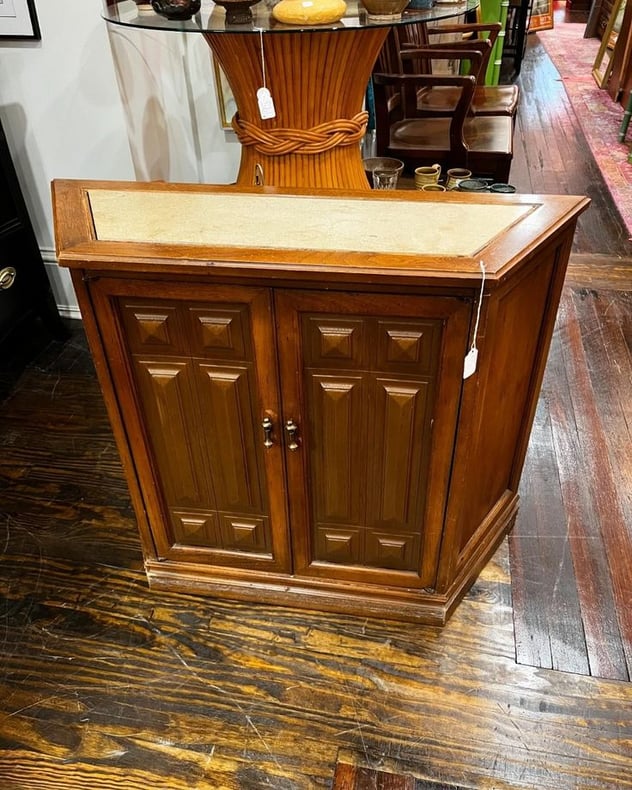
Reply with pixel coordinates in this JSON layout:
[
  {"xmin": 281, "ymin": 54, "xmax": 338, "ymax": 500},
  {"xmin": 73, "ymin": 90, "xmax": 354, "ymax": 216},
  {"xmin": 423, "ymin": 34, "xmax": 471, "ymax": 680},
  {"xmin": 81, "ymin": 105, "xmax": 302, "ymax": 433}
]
[
  {"xmin": 257, "ymin": 87, "xmax": 276, "ymax": 120},
  {"xmin": 463, "ymin": 347, "xmax": 478, "ymax": 379}
]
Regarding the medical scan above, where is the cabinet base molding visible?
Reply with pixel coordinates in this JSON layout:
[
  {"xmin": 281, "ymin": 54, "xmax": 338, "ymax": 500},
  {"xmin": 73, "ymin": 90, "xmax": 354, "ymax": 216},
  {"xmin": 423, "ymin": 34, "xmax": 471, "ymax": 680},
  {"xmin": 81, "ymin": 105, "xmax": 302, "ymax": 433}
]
[{"xmin": 144, "ymin": 492, "xmax": 519, "ymax": 626}]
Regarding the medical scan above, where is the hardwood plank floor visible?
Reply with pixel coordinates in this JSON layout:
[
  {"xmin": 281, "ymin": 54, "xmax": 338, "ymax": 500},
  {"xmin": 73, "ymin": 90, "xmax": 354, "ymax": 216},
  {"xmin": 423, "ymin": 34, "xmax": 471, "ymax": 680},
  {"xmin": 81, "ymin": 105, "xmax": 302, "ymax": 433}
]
[
  {"xmin": 510, "ymin": 286, "xmax": 632, "ymax": 680},
  {"xmin": 1, "ymin": 15, "xmax": 632, "ymax": 790},
  {"xmin": 509, "ymin": 29, "xmax": 631, "ymax": 255},
  {"xmin": 0, "ymin": 346, "xmax": 630, "ymax": 788},
  {"xmin": 507, "ymin": 9, "xmax": 632, "ymax": 683}
]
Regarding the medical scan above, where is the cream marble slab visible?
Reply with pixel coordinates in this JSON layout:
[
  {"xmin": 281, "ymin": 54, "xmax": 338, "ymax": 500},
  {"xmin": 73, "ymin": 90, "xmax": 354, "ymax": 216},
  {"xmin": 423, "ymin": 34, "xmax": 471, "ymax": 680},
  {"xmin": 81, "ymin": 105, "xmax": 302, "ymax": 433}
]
[{"xmin": 87, "ymin": 190, "xmax": 536, "ymax": 258}]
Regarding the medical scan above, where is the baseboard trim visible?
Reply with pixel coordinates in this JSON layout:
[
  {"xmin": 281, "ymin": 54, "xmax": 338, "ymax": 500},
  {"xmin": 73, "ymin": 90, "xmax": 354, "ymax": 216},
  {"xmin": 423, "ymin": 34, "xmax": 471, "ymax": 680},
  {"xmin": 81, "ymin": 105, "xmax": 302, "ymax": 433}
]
[{"xmin": 41, "ymin": 246, "xmax": 82, "ymax": 320}]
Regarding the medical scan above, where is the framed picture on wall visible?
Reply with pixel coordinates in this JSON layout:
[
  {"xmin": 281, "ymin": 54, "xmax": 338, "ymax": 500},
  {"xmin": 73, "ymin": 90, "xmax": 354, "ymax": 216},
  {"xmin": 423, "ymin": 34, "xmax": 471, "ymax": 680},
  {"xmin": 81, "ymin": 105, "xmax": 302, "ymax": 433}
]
[
  {"xmin": 0, "ymin": 0, "xmax": 41, "ymax": 40},
  {"xmin": 530, "ymin": 0, "xmax": 554, "ymax": 33}
]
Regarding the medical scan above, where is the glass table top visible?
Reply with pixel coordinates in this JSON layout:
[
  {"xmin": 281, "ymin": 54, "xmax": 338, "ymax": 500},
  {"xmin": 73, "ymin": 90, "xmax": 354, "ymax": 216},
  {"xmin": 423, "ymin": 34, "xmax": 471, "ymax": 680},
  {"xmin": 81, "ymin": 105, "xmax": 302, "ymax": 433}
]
[{"xmin": 103, "ymin": 0, "xmax": 480, "ymax": 34}]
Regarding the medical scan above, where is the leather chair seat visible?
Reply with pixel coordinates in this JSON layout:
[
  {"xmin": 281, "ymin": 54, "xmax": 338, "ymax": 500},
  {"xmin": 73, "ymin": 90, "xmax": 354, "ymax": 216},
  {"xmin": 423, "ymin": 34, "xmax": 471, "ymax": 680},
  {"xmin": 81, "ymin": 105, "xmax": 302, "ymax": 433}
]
[{"xmin": 417, "ymin": 84, "xmax": 520, "ymax": 117}]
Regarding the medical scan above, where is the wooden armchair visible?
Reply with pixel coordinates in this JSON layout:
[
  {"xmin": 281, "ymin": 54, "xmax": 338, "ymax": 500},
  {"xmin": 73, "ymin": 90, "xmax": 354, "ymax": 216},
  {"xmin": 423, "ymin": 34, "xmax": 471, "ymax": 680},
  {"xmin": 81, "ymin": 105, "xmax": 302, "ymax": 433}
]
[
  {"xmin": 379, "ymin": 24, "xmax": 520, "ymax": 120},
  {"xmin": 400, "ymin": 44, "xmax": 490, "ymax": 117},
  {"xmin": 372, "ymin": 65, "xmax": 514, "ymax": 182}
]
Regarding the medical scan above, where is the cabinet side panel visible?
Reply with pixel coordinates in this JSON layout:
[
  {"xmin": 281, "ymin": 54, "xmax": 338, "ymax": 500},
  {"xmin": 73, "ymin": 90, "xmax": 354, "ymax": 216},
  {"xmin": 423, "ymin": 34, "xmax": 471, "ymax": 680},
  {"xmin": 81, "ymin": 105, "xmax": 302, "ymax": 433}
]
[{"xmin": 439, "ymin": 236, "xmax": 571, "ymax": 592}]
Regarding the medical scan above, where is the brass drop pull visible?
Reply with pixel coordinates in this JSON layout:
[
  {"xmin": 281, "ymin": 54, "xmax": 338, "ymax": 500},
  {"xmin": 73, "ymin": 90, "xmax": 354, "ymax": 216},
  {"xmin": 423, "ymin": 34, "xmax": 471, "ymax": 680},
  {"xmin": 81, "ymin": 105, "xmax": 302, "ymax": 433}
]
[
  {"xmin": 262, "ymin": 417, "xmax": 274, "ymax": 448},
  {"xmin": 0, "ymin": 266, "xmax": 17, "ymax": 290},
  {"xmin": 285, "ymin": 419, "xmax": 299, "ymax": 451}
]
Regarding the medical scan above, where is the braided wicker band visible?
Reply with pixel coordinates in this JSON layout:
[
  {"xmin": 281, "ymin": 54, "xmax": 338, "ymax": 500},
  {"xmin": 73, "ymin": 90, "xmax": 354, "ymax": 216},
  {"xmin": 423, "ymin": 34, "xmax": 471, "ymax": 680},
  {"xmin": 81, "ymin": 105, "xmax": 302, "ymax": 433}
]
[{"xmin": 231, "ymin": 111, "xmax": 369, "ymax": 156}]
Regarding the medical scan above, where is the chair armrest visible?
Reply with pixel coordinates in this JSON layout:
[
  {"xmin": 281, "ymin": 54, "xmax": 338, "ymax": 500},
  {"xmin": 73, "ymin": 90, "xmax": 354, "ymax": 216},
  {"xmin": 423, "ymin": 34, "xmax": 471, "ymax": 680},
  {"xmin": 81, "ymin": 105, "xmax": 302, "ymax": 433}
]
[{"xmin": 400, "ymin": 46, "xmax": 486, "ymax": 78}]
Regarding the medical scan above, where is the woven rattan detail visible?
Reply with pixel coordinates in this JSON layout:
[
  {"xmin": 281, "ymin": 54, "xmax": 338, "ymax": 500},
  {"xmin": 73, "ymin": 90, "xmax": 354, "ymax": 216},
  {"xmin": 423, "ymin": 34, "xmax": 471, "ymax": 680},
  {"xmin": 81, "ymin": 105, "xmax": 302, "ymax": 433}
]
[{"xmin": 231, "ymin": 111, "xmax": 369, "ymax": 156}]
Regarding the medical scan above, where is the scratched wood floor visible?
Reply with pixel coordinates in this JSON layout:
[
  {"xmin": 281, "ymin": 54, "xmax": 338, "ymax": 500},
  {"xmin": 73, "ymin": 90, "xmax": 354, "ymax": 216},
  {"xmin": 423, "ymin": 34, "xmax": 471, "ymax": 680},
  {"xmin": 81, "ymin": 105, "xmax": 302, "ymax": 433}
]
[
  {"xmin": 506, "ymin": 9, "xmax": 632, "ymax": 686},
  {"xmin": 2, "ymin": 19, "xmax": 632, "ymax": 790}
]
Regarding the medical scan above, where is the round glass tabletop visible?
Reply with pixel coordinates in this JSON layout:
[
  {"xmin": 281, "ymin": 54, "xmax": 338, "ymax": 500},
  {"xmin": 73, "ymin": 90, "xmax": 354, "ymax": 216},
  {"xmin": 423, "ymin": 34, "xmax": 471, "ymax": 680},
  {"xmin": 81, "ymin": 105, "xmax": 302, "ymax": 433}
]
[{"xmin": 102, "ymin": 0, "xmax": 480, "ymax": 34}]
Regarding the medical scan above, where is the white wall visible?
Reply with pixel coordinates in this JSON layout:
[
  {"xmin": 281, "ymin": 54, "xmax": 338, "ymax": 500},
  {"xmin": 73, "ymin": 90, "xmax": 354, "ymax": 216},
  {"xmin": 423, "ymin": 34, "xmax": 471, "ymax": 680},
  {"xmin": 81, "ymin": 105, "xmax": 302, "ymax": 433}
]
[{"xmin": 0, "ymin": 0, "xmax": 240, "ymax": 316}]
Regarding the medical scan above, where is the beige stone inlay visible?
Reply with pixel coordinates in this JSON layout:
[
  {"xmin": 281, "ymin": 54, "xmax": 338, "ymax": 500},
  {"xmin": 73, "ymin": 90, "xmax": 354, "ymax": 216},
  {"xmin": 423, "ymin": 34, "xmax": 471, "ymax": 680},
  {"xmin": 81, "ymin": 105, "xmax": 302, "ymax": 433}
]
[{"xmin": 87, "ymin": 190, "xmax": 536, "ymax": 258}]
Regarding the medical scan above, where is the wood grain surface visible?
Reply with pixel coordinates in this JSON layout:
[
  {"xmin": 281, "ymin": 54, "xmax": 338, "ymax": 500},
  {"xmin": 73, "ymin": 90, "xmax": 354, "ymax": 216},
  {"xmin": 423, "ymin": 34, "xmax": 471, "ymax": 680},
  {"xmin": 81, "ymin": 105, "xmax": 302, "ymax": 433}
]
[
  {"xmin": 2, "ymin": 19, "xmax": 632, "ymax": 790},
  {"xmin": 1, "ymin": 319, "xmax": 631, "ymax": 788}
]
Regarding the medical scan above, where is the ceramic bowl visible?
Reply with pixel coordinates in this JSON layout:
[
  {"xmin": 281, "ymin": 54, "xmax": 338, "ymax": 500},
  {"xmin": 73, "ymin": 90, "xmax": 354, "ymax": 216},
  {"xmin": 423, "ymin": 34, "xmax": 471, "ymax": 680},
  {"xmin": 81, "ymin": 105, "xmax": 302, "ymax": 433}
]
[
  {"xmin": 361, "ymin": 0, "xmax": 410, "ymax": 19},
  {"xmin": 212, "ymin": 0, "xmax": 261, "ymax": 24},
  {"xmin": 151, "ymin": 0, "xmax": 201, "ymax": 20}
]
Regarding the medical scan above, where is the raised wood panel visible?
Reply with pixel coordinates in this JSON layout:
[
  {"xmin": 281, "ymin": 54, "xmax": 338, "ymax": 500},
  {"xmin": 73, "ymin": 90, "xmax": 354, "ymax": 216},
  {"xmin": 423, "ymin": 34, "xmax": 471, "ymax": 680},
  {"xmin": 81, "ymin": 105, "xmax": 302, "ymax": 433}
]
[
  {"xmin": 315, "ymin": 526, "xmax": 363, "ymax": 565},
  {"xmin": 120, "ymin": 302, "xmax": 185, "ymax": 355},
  {"xmin": 133, "ymin": 358, "xmax": 210, "ymax": 510},
  {"xmin": 219, "ymin": 513, "xmax": 271, "ymax": 554},
  {"xmin": 368, "ymin": 379, "xmax": 431, "ymax": 530},
  {"xmin": 309, "ymin": 374, "xmax": 365, "ymax": 527},
  {"xmin": 172, "ymin": 510, "xmax": 219, "ymax": 548},
  {"xmin": 308, "ymin": 375, "xmax": 431, "ymax": 573},
  {"xmin": 195, "ymin": 363, "xmax": 266, "ymax": 514},
  {"xmin": 365, "ymin": 530, "xmax": 421, "ymax": 571},
  {"xmin": 376, "ymin": 320, "xmax": 441, "ymax": 374},
  {"xmin": 305, "ymin": 318, "xmax": 367, "ymax": 368},
  {"xmin": 187, "ymin": 305, "xmax": 249, "ymax": 359}
]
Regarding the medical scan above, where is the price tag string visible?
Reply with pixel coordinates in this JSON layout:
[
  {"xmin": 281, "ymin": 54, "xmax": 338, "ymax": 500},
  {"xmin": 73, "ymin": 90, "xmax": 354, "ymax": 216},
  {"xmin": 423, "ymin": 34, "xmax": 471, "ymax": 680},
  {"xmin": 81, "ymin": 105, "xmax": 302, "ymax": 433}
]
[
  {"xmin": 255, "ymin": 28, "xmax": 276, "ymax": 120},
  {"xmin": 463, "ymin": 259, "xmax": 486, "ymax": 379}
]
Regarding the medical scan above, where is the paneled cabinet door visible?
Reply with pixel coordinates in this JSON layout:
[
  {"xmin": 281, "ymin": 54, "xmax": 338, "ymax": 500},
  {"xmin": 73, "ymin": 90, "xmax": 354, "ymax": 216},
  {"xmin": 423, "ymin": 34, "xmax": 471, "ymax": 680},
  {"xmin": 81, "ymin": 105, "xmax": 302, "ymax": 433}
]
[
  {"xmin": 90, "ymin": 279, "xmax": 291, "ymax": 574},
  {"xmin": 275, "ymin": 290, "xmax": 471, "ymax": 590}
]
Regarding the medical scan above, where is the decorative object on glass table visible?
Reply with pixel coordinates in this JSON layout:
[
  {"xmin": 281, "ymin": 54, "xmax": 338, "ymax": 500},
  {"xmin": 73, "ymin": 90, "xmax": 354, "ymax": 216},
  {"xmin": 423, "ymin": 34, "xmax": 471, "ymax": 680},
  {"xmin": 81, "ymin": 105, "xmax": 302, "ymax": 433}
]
[
  {"xmin": 272, "ymin": 0, "xmax": 347, "ymax": 24},
  {"xmin": 360, "ymin": 0, "xmax": 410, "ymax": 20},
  {"xmin": 214, "ymin": 0, "xmax": 263, "ymax": 24},
  {"xmin": 151, "ymin": 0, "xmax": 201, "ymax": 19}
]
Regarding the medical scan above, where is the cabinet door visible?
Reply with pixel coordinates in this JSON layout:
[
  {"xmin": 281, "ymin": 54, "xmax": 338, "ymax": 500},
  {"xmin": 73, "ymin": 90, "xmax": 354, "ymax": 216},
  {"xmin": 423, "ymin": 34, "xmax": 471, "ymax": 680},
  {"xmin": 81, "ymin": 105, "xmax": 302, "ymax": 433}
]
[
  {"xmin": 275, "ymin": 290, "xmax": 470, "ymax": 589},
  {"xmin": 90, "ymin": 279, "xmax": 290, "ymax": 573}
]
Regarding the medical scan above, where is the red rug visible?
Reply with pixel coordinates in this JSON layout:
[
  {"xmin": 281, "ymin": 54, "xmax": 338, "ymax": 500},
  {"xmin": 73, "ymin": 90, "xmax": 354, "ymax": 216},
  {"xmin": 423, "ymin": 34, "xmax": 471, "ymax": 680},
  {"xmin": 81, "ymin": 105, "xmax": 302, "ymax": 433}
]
[{"xmin": 538, "ymin": 22, "xmax": 632, "ymax": 239}]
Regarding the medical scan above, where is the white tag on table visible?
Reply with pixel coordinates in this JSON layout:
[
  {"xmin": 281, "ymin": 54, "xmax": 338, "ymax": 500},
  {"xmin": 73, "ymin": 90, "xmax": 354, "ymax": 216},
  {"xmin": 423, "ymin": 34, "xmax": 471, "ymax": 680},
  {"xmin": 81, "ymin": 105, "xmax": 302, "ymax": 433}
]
[{"xmin": 257, "ymin": 87, "xmax": 276, "ymax": 120}]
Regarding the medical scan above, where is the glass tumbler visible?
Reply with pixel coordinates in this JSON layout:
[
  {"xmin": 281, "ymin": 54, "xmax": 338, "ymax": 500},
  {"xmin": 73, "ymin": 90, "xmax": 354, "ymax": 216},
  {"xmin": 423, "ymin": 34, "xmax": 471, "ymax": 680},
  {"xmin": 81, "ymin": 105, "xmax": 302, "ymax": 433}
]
[{"xmin": 372, "ymin": 169, "xmax": 399, "ymax": 190}]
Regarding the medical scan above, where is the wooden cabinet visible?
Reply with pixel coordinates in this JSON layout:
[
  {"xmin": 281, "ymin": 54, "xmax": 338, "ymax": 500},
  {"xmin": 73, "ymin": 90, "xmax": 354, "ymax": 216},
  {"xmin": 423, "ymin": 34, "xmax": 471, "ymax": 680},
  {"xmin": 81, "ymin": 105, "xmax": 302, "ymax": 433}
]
[{"xmin": 53, "ymin": 180, "xmax": 588, "ymax": 624}]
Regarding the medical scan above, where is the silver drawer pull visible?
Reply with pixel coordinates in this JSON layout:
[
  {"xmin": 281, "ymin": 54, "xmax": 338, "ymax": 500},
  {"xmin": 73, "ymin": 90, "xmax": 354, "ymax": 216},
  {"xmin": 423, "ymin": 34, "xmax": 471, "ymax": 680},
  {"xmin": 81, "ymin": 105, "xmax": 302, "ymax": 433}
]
[
  {"xmin": 262, "ymin": 416, "xmax": 274, "ymax": 449},
  {"xmin": 285, "ymin": 419, "xmax": 299, "ymax": 451},
  {"xmin": 0, "ymin": 267, "xmax": 17, "ymax": 290}
]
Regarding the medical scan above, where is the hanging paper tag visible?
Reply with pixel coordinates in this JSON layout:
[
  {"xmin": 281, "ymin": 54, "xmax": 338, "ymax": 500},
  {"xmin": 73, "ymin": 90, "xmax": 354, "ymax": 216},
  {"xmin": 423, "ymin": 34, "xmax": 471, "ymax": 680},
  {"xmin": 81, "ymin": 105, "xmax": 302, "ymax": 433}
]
[
  {"xmin": 257, "ymin": 87, "xmax": 276, "ymax": 120},
  {"xmin": 463, "ymin": 347, "xmax": 478, "ymax": 380}
]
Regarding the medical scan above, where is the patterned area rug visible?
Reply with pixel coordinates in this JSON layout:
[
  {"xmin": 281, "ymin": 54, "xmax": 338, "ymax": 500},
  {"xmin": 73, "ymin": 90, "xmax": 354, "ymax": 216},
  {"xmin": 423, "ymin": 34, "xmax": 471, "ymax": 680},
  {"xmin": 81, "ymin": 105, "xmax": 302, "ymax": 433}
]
[{"xmin": 538, "ymin": 22, "xmax": 632, "ymax": 239}]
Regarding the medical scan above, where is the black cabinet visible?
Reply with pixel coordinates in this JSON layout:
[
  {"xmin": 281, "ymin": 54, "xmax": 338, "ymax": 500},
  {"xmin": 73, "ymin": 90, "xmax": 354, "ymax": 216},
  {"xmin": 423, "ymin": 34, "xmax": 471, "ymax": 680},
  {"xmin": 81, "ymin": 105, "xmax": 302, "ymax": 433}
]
[{"xmin": 0, "ymin": 115, "xmax": 66, "ymax": 345}]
